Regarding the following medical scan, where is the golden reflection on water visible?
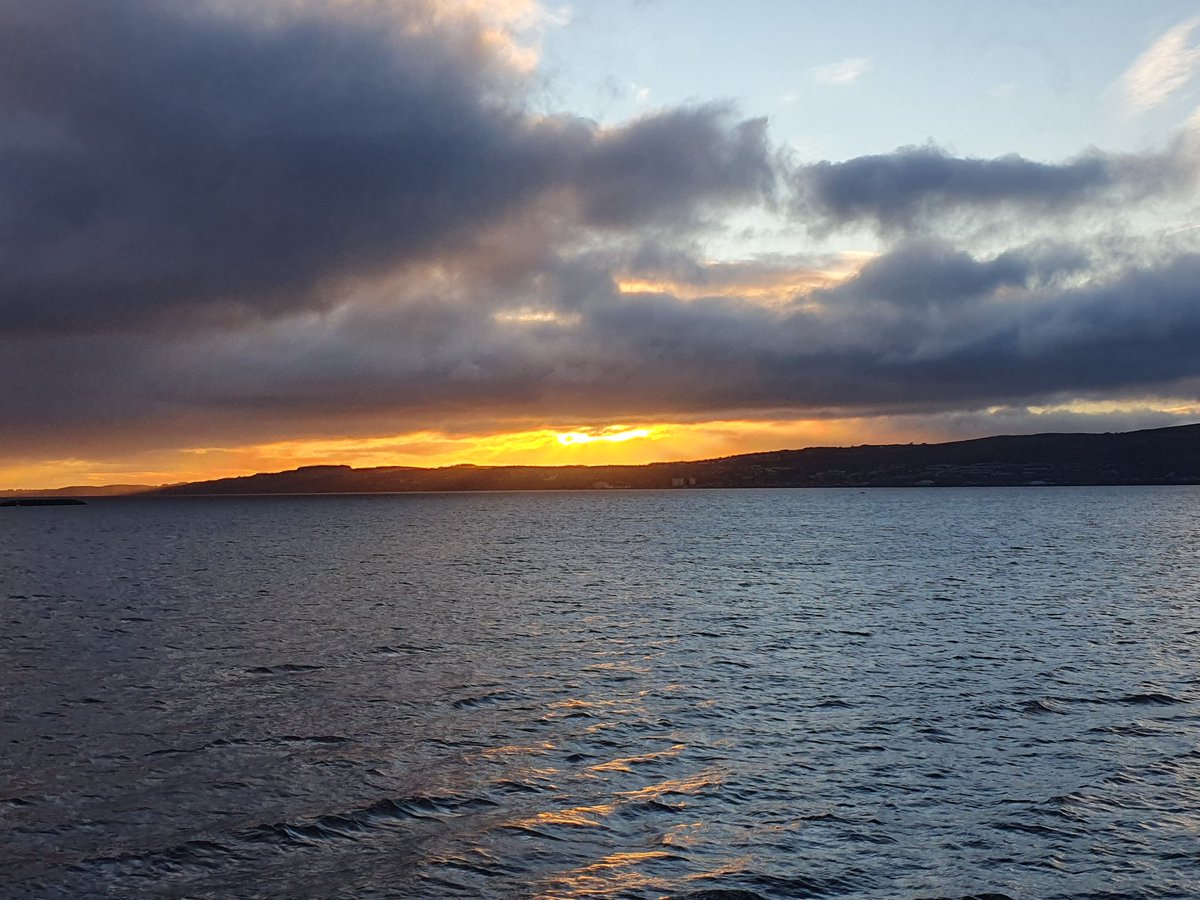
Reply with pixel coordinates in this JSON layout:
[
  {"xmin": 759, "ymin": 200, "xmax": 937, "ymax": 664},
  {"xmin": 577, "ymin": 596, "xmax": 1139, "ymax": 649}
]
[
  {"xmin": 617, "ymin": 770, "xmax": 724, "ymax": 803},
  {"xmin": 547, "ymin": 697, "xmax": 627, "ymax": 714},
  {"xmin": 505, "ymin": 754, "xmax": 731, "ymax": 897},
  {"xmin": 551, "ymin": 698, "xmax": 602, "ymax": 710},
  {"xmin": 489, "ymin": 690, "xmax": 731, "ymax": 897},
  {"xmin": 532, "ymin": 850, "xmax": 675, "ymax": 899},
  {"xmin": 659, "ymin": 821, "xmax": 706, "ymax": 848},
  {"xmin": 514, "ymin": 802, "xmax": 618, "ymax": 828},
  {"xmin": 478, "ymin": 741, "xmax": 555, "ymax": 757},
  {"xmin": 681, "ymin": 853, "xmax": 756, "ymax": 881},
  {"xmin": 588, "ymin": 743, "xmax": 686, "ymax": 773}
]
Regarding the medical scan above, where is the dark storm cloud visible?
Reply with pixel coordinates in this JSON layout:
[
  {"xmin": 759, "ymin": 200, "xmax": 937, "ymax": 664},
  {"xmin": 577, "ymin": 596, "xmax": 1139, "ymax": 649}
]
[
  {"xmin": 827, "ymin": 240, "xmax": 1083, "ymax": 308},
  {"xmin": 211, "ymin": 246, "xmax": 1200, "ymax": 414},
  {"xmin": 790, "ymin": 144, "xmax": 1179, "ymax": 232},
  {"xmin": 6, "ymin": 239, "xmax": 1200, "ymax": 457},
  {"xmin": 4, "ymin": 0, "xmax": 1198, "ymax": 466},
  {"xmin": 575, "ymin": 111, "xmax": 775, "ymax": 227},
  {"xmin": 0, "ymin": 0, "xmax": 773, "ymax": 336}
]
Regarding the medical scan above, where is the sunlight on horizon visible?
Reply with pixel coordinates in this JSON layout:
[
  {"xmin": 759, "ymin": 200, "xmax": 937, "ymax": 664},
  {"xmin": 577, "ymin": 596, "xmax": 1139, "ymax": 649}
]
[
  {"xmin": 555, "ymin": 426, "xmax": 655, "ymax": 446},
  {"xmin": 0, "ymin": 418, "xmax": 877, "ymax": 490},
  {"xmin": 5, "ymin": 401, "xmax": 1198, "ymax": 491}
]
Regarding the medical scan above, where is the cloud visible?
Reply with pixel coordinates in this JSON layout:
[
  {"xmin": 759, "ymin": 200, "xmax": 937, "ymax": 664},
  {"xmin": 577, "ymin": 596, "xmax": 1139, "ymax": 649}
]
[
  {"xmin": 0, "ymin": 0, "xmax": 773, "ymax": 337},
  {"xmin": 1120, "ymin": 17, "xmax": 1200, "ymax": 112},
  {"xmin": 811, "ymin": 57, "xmax": 871, "ymax": 86},
  {"xmin": 4, "ymin": 1, "xmax": 1200, "ymax": 474},
  {"xmin": 824, "ymin": 240, "xmax": 1086, "ymax": 309},
  {"xmin": 615, "ymin": 249, "xmax": 866, "ymax": 303},
  {"xmin": 789, "ymin": 141, "xmax": 1191, "ymax": 234},
  {"xmin": 572, "ymin": 108, "xmax": 775, "ymax": 229},
  {"xmin": 6, "ymin": 235, "xmax": 1200, "ymax": 459}
]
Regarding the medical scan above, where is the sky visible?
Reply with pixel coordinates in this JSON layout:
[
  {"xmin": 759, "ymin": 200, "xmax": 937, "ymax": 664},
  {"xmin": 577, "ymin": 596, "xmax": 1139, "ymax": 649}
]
[{"xmin": 5, "ymin": 0, "xmax": 1200, "ymax": 488}]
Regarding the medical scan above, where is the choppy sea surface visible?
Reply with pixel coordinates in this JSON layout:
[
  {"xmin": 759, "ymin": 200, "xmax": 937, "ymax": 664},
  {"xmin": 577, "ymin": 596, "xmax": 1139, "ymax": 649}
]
[{"xmin": 3, "ymin": 487, "xmax": 1200, "ymax": 899}]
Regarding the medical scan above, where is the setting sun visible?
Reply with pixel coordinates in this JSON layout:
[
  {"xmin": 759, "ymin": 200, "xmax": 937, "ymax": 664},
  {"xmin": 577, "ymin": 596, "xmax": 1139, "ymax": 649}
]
[{"xmin": 555, "ymin": 426, "xmax": 655, "ymax": 446}]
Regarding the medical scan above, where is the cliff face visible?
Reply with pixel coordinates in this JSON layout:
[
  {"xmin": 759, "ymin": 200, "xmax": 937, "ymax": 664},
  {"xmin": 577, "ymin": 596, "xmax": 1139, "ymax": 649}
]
[{"xmin": 148, "ymin": 424, "xmax": 1200, "ymax": 495}]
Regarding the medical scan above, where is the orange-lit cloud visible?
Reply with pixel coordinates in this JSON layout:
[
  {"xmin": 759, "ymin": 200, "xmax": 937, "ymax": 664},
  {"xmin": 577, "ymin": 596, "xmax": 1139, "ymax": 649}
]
[
  {"xmin": 493, "ymin": 308, "xmax": 582, "ymax": 325},
  {"xmin": 615, "ymin": 252, "xmax": 871, "ymax": 306}
]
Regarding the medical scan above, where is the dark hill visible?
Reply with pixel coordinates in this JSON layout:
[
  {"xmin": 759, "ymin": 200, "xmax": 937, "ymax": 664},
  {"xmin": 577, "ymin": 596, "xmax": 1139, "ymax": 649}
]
[{"xmin": 149, "ymin": 423, "xmax": 1200, "ymax": 495}]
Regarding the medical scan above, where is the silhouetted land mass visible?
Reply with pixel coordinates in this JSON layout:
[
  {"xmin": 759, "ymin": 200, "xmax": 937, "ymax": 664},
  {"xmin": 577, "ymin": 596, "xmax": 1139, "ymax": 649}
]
[
  {"xmin": 0, "ymin": 497, "xmax": 87, "ymax": 507},
  {"xmin": 149, "ymin": 424, "xmax": 1200, "ymax": 495},
  {"xmin": 0, "ymin": 485, "xmax": 151, "ymax": 499}
]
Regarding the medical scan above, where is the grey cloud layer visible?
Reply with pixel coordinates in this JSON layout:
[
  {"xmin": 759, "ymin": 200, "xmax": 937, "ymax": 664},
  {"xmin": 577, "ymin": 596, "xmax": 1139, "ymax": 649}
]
[
  {"xmin": 2, "ymin": 0, "xmax": 1198, "ymax": 459},
  {"xmin": 0, "ymin": 0, "xmax": 772, "ymax": 336},
  {"xmin": 790, "ymin": 143, "xmax": 1188, "ymax": 233},
  {"xmin": 6, "ymin": 239, "xmax": 1200, "ymax": 455}
]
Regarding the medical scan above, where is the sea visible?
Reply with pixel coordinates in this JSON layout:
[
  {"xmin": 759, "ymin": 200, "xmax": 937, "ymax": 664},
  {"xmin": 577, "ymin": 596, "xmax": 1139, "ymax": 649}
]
[{"xmin": 3, "ymin": 487, "xmax": 1200, "ymax": 899}]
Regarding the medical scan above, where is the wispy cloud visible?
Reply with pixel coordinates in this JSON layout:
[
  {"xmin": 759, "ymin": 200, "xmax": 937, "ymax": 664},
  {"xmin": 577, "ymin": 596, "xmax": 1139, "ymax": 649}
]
[
  {"xmin": 1120, "ymin": 17, "xmax": 1200, "ymax": 112},
  {"xmin": 811, "ymin": 57, "xmax": 871, "ymax": 86}
]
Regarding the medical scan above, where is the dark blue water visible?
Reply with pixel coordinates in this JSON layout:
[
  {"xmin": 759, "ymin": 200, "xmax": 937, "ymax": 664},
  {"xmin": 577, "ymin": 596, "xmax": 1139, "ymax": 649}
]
[{"xmin": 3, "ymin": 488, "xmax": 1200, "ymax": 898}]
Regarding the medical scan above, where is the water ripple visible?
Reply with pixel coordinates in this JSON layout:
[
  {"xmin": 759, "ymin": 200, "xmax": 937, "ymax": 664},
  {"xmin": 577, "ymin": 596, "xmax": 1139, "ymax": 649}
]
[{"xmin": 3, "ymin": 487, "xmax": 1200, "ymax": 898}]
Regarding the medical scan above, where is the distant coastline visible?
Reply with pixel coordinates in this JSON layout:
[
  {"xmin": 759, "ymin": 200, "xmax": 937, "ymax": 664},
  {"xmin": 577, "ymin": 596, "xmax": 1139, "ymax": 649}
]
[
  {"xmin": 0, "ymin": 484, "xmax": 154, "ymax": 500},
  {"xmin": 8, "ymin": 423, "xmax": 1198, "ymax": 499}
]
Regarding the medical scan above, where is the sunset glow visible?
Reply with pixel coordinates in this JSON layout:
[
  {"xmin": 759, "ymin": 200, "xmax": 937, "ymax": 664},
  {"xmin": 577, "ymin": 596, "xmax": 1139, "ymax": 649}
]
[
  {"xmin": 5, "ymin": 396, "xmax": 1199, "ymax": 490},
  {"xmin": 10, "ymin": 7, "xmax": 1200, "ymax": 900},
  {"xmin": 3, "ymin": 0, "xmax": 1199, "ymax": 491},
  {"xmin": 555, "ymin": 427, "xmax": 655, "ymax": 446},
  {"xmin": 614, "ymin": 252, "xmax": 872, "ymax": 304},
  {"xmin": 0, "ymin": 417, "xmax": 884, "ymax": 489}
]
